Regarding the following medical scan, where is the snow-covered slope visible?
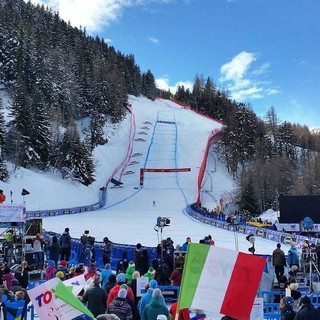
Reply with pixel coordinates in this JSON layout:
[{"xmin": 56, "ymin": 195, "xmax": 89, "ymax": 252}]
[{"xmin": 0, "ymin": 95, "xmax": 287, "ymax": 255}]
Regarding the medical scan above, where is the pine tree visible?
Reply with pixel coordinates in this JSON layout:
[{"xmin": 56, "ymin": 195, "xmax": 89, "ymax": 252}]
[
  {"xmin": 142, "ymin": 70, "xmax": 157, "ymax": 100},
  {"xmin": 61, "ymin": 123, "xmax": 95, "ymax": 185},
  {"xmin": 239, "ymin": 176, "xmax": 259, "ymax": 215},
  {"xmin": 0, "ymin": 98, "xmax": 9, "ymax": 181}
]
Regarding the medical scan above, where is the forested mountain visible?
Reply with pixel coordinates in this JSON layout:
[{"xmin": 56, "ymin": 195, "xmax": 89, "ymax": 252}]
[
  {"xmin": 0, "ymin": 0, "xmax": 157, "ymax": 185},
  {"xmin": 1, "ymin": 0, "xmax": 320, "ymax": 214},
  {"xmin": 170, "ymin": 76, "xmax": 320, "ymax": 214}
]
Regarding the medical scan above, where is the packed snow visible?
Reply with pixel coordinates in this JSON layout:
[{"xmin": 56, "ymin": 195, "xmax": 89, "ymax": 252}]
[{"xmin": 1, "ymin": 95, "xmax": 289, "ymax": 256}]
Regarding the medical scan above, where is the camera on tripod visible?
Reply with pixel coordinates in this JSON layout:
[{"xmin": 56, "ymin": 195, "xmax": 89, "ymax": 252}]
[
  {"xmin": 303, "ymin": 251, "xmax": 317, "ymax": 263},
  {"xmin": 80, "ymin": 230, "xmax": 90, "ymax": 244},
  {"xmin": 156, "ymin": 217, "xmax": 170, "ymax": 228}
]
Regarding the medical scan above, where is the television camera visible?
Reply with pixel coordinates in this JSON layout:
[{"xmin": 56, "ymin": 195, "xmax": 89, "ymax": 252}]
[
  {"xmin": 80, "ymin": 230, "xmax": 95, "ymax": 245},
  {"xmin": 156, "ymin": 217, "xmax": 170, "ymax": 228}
]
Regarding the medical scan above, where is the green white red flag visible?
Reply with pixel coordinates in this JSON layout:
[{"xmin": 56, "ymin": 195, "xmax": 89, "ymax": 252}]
[{"xmin": 177, "ymin": 243, "xmax": 266, "ymax": 320}]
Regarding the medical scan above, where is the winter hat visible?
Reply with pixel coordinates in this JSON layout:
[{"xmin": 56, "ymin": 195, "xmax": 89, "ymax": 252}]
[
  {"xmin": 289, "ymin": 283, "xmax": 299, "ymax": 291},
  {"xmin": 284, "ymin": 296, "xmax": 294, "ymax": 305},
  {"xmin": 118, "ymin": 288, "xmax": 127, "ymax": 299},
  {"xmin": 128, "ymin": 261, "xmax": 135, "ymax": 267},
  {"xmin": 11, "ymin": 279, "xmax": 20, "ymax": 286},
  {"xmin": 120, "ymin": 284, "xmax": 128, "ymax": 290},
  {"xmin": 149, "ymin": 279, "xmax": 158, "ymax": 289},
  {"xmin": 56, "ymin": 271, "xmax": 65, "ymax": 279},
  {"xmin": 300, "ymin": 296, "xmax": 311, "ymax": 305},
  {"xmin": 60, "ymin": 260, "xmax": 67, "ymax": 267},
  {"xmin": 105, "ymin": 263, "xmax": 111, "ymax": 270},
  {"xmin": 93, "ymin": 275, "xmax": 101, "ymax": 285},
  {"xmin": 132, "ymin": 271, "xmax": 140, "ymax": 280},
  {"xmin": 116, "ymin": 273, "xmax": 126, "ymax": 283},
  {"xmin": 109, "ymin": 274, "xmax": 116, "ymax": 282},
  {"xmin": 157, "ymin": 316, "xmax": 167, "ymax": 320},
  {"xmin": 152, "ymin": 288, "xmax": 162, "ymax": 298},
  {"xmin": 47, "ymin": 260, "xmax": 55, "ymax": 267}
]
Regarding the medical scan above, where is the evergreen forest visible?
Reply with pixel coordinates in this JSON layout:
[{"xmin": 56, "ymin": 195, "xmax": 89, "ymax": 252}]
[{"xmin": 1, "ymin": 0, "xmax": 320, "ymax": 213}]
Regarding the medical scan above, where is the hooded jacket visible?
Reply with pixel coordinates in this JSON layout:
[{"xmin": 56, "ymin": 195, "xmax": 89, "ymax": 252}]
[
  {"xmin": 294, "ymin": 303, "xmax": 320, "ymax": 319},
  {"xmin": 107, "ymin": 297, "xmax": 133, "ymax": 320},
  {"xmin": 141, "ymin": 296, "xmax": 170, "ymax": 320}
]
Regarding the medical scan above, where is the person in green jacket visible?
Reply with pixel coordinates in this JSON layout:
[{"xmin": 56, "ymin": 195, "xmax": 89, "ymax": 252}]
[
  {"xmin": 141, "ymin": 289, "xmax": 171, "ymax": 320},
  {"xmin": 126, "ymin": 261, "xmax": 135, "ymax": 284}
]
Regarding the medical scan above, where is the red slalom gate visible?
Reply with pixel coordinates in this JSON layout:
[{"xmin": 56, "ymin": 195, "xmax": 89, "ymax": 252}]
[{"xmin": 140, "ymin": 168, "xmax": 191, "ymax": 186}]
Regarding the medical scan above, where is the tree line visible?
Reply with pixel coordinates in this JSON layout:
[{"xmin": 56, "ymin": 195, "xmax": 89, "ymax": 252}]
[
  {"xmin": 163, "ymin": 76, "xmax": 320, "ymax": 214},
  {"xmin": 0, "ymin": 0, "xmax": 157, "ymax": 185},
  {"xmin": 1, "ymin": 0, "xmax": 320, "ymax": 215}
]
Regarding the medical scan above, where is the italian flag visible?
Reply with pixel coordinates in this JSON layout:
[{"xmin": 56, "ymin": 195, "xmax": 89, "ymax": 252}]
[{"xmin": 178, "ymin": 244, "xmax": 266, "ymax": 320}]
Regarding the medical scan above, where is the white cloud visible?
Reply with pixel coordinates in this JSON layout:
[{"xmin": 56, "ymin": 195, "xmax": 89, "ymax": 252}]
[
  {"xmin": 219, "ymin": 51, "xmax": 279, "ymax": 101},
  {"xmin": 148, "ymin": 36, "xmax": 160, "ymax": 44},
  {"xmin": 155, "ymin": 77, "xmax": 193, "ymax": 92},
  {"xmin": 220, "ymin": 51, "xmax": 256, "ymax": 83},
  {"xmin": 25, "ymin": 0, "xmax": 175, "ymax": 33},
  {"xmin": 252, "ymin": 62, "xmax": 270, "ymax": 76},
  {"xmin": 232, "ymin": 87, "xmax": 264, "ymax": 101}
]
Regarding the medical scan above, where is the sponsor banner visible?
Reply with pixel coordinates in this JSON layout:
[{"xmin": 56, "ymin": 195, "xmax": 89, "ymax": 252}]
[
  {"xmin": 266, "ymin": 230, "xmax": 281, "ymax": 243},
  {"xmin": 245, "ymin": 226, "xmax": 256, "ymax": 236},
  {"xmin": 28, "ymin": 277, "xmax": 94, "ymax": 319},
  {"xmin": 223, "ymin": 223, "xmax": 229, "ymax": 230},
  {"xmin": 26, "ymin": 201, "xmax": 103, "ymax": 219},
  {"xmin": 215, "ymin": 221, "xmax": 225, "ymax": 229},
  {"xmin": 0, "ymin": 205, "xmax": 25, "ymax": 222},
  {"xmin": 277, "ymin": 223, "xmax": 300, "ymax": 232},
  {"xmin": 281, "ymin": 234, "xmax": 296, "ymax": 245},
  {"xmin": 237, "ymin": 225, "xmax": 246, "ymax": 234},
  {"xmin": 297, "ymin": 235, "xmax": 318, "ymax": 245},
  {"xmin": 255, "ymin": 228, "xmax": 267, "ymax": 239},
  {"xmin": 210, "ymin": 219, "xmax": 217, "ymax": 227}
]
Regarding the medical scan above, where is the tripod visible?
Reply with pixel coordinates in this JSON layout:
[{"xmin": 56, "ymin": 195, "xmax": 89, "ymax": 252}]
[{"xmin": 303, "ymin": 251, "xmax": 320, "ymax": 292}]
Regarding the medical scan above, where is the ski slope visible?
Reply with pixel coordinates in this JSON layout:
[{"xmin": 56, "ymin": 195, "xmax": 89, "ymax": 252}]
[{"xmin": 40, "ymin": 96, "xmax": 289, "ymax": 255}]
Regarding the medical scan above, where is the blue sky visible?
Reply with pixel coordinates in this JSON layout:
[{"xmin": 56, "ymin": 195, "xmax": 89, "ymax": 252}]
[{"xmin": 29, "ymin": 0, "xmax": 319, "ymax": 128}]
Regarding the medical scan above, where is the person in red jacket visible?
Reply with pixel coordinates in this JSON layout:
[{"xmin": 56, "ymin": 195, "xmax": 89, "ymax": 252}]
[
  {"xmin": 106, "ymin": 273, "xmax": 134, "ymax": 306},
  {"xmin": 0, "ymin": 190, "xmax": 5, "ymax": 204},
  {"xmin": 170, "ymin": 301, "xmax": 190, "ymax": 320},
  {"xmin": 169, "ymin": 263, "xmax": 183, "ymax": 286}
]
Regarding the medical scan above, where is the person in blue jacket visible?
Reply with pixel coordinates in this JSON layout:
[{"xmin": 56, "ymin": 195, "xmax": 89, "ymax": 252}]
[
  {"xmin": 2, "ymin": 280, "xmax": 25, "ymax": 320},
  {"xmin": 181, "ymin": 237, "xmax": 191, "ymax": 252},
  {"xmin": 287, "ymin": 242, "xmax": 299, "ymax": 268}
]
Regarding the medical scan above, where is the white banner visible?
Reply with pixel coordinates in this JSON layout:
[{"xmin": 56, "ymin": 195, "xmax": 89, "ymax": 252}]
[
  {"xmin": 28, "ymin": 277, "xmax": 94, "ymax": 319},
  {"xmin": 0, "ymin": 205, "xmax": 25, "ymax": 222},
  {"xmin": 136, "ymin": 276, "xmax": 149, "ymax": 297}
]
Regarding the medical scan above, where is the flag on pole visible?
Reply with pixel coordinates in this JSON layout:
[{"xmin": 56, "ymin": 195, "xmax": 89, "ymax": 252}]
[{"xmin": 177, "ymin": 244, "xmax": 266, "ymax": 320}]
